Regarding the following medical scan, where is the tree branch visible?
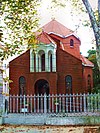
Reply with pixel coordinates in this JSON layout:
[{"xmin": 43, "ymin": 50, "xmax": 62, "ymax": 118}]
[
  {"xmin": 82, "ymin": 0, "xmax": 99, "ymax": 48},
  {"xmin": 98, "ymin": 0, "xmax": 100, "ymax": 48},
  {"xmin": 98, "ymin": 0, "xmax": 100, "ymax": 27}
]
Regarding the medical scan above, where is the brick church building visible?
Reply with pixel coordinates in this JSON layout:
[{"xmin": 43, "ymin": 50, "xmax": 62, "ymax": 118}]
[{"xmin": 9, "ymin": 19, "xmax": 94, "ymax": 95}]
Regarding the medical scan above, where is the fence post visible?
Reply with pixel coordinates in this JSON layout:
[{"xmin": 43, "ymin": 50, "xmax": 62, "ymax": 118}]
[
  {"xmin": 73, "ymin": 93, "xmax": 75, "ymax": 113},
  {"xmin": 83, "ymin": 93, "xmax": 86, "ymax": 112},
  {"xmin": 52, "ymin": 94, "xmax": 54, "ymax": 113},
  {"xmin": 80, "ymin": 93, "xmax": 82, "ymax": 112},
  {"xmin": 69, "ymin": 93, "xmax": 71, "ymax": 112},
  {"xmin": 16, "ymin": 95, "xmax": 18, "ymax": 113},
  {"xmin": 44, "ymin": 93, "xmax": 47, "ymax": 114},
  {"xmin": 76, "ymin": 93, "xmax": 79, "ymax": 112},
  {"xmin": 24, "ymin": 95, "xmax": 25, "ymax": 116},
  {"xmin": 34, "ymin": 94, "xmax": 36, "ymax": 113},
  {"xmin": 94, "ymin": 93, "xmax": 97, "ymax": 112}
]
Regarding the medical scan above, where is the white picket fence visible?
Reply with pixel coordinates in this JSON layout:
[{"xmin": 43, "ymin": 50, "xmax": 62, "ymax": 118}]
[{"xmin": 7, "ymin": 93, "xmax": 100, "ymax": 114}]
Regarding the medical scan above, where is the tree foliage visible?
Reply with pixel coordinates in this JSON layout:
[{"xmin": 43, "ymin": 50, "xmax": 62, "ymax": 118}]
[
  {"xmin": 0, "ymin": 0, "xmax": 40, "ymax": 60},
  {"xmin": 74, "ymin": 0, "xmax": 100, "ymax": 71},
  {"xmin": 87, "ymin": 50, "xmax": 100, "ymax": 93}
]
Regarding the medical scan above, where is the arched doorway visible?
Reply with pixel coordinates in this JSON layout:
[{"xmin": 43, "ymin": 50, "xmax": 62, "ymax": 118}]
[
  {"xmin": 35, "ymin": 79, "xmax": 49, "ymax": 95},
  {"xmin": 34, "ymin": 79, "xmax": 49, "ymax": 112}
]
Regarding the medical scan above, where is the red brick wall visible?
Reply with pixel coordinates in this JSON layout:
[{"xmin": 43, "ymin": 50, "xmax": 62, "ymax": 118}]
[
  {"xmin": 50, "ymin": 34, "xmax": 81, "ymax": 59},
  {"xmin": 9, "ymin": 40, "xmax": 93, "ymax": 95},
  {"xmin": 26, "ymin": 72, "xmax": 57, "ymax": 95},
  {"xmin": 9, "ymin": 50, "xmax": 30, "ymax": 95},
  {"xmin": 9, "ymin": 48, "xmax": 83, "ymax": 95},
  {"xmin": 82, "ymin": 66, "xmax": 93, "ymax": 93},
  {"xmin": 56, "ymin": 48, "xmax": 83, "ymax": 94},
  {"xmin": 9, "ymin": 50, "xmax": 57, "ymax": 95}
]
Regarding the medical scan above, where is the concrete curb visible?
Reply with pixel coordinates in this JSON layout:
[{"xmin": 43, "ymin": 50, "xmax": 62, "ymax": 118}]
[
  {"xmin": 3, "ymin": 114, "xmax": 100, "ymax": 125},
  {"xmin": 0, "ymin": 117, "xmax": 4, "ymax": 125}
]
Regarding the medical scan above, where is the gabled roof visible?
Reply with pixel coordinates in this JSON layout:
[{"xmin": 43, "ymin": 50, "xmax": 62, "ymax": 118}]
[
  {"xmin": 36, "ymin": 20, "xmax": 93, "ymax": 68},
  {"xmin": 37, "ymin": 31, "xmax": 56, "ymax": 45},
  {"xmin": 80, "ymin": 55, "xmax": 94, "ymax": 67},
  {"xmin": 42, "ymin": 19, "xmax": 73, "ymax": 37}
]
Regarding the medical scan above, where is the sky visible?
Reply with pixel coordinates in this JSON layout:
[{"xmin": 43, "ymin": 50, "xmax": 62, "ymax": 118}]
[{"xmin": 38, "ymin": 0, "xmax": 97, "ymax": 56}]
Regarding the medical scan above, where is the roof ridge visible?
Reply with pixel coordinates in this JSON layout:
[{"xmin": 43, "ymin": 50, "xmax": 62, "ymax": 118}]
[
  {"xmin": 41, "ymin": 19, "xmax": 74, "ymax": 37},
  {"xmin": 37, "ymin": 31, "xmax": 56, "ymax": 45},
  {"xmin": 80, "ymin": 55, "xmax": 94, "ymax": 67}
]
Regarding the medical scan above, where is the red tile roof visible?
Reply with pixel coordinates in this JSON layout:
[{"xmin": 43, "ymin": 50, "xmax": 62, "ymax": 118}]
[
  {"xmin": 37, "ymin": 31, "xmax": 56, "ymax": 45},
  {"xmin": 37, "ymin": 20, "xmax": 94, "ymax": 68},
  {"xmin": 42, "ymin": 19, "xmax": 73, "ymax": 37},
  {"xmin": 64, "ymin": 47, "xmax": 81, "ymax": 59},
  {"xmin": 80, "ymin": 55, "xmax": 94, "ymax": 67}
]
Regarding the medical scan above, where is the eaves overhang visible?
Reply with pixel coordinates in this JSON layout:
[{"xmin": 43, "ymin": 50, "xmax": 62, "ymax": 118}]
[
  {"xmin": 48, "ymin": 32, "xmax": 81, "ymax": 42},
  {"xmin": 82, "ymin": 63, "xmax": 94, "ymax": 67}
]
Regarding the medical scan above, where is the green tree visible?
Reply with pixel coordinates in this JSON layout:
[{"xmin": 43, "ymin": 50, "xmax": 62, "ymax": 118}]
[
  {"xmin": 87, "ymin": 49, "xmax": 100, "ymax": 93},
  {"xmin": 0, "ymin": 0, "xmax": 40, "ymax": 60}
]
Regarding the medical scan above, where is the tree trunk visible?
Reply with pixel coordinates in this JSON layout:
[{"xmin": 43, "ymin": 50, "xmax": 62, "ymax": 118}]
[
  {"xmin": 97, "ymin": 0, "xmax": 100, "ymax": 71},
  {"xmin": 82, "ymin": 0, "xmax": 100, "ymax": 71},
  {"xmin": 96, "ymin": 45, "xmax": 100, "ymax": 71}
]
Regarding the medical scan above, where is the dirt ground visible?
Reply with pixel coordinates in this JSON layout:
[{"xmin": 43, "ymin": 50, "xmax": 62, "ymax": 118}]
[{"xmin": 0, "ymin": 125, "xmax": 100, "ymax": 133}]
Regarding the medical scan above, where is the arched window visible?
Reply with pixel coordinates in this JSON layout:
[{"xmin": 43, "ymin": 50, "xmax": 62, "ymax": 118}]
[
  {"xmin": 70, "ymin": 39, "xmax": 74, "ymax": 47},
  {"xmin": 41, "ymin": 53, "xmax": 45, "ymax": 71},
  {"xmin": 19, "ymin": 76, "xmax": 26, "ymax": 95},
  {"xmin": 50, "ymin": 54, "xmax": 52, "ymax": 72},
  {"xmin": 38, "ymin": 50, "xmax": 45, "ymax": 72},
  {"xmin": 87, "ymin": 75, "xmax": 91, "ymax": 93},
  {"xmin": 48, "ymin": 51, "xmax": 53, "ymax": 72},
  {"xmin": 65, "ymin": 75, "xmax": 72, "ymax": 94}
]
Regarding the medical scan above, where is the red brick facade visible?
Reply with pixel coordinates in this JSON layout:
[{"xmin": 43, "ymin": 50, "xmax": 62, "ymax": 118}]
[
  {"xmin": 9, "ymin": 20, "xmax": 94, "ymax": 95},
  {"xmin": 82, "ymin": 66, "xmax": 93, "ymax": 93}
]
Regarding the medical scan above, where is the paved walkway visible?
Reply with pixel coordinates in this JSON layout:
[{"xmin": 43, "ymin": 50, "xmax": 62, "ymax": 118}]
[{"xmin": 0, "ymin": 125, "xmax": 99, "ymax": 133}]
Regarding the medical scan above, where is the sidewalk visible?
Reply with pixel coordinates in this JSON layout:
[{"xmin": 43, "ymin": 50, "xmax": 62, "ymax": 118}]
[{"xmin": 0, "ymin": 125, "xmax": 99, "ymax": 133}]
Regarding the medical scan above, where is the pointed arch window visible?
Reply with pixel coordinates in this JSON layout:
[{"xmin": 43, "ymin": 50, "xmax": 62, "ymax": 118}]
[
  {"xmin": 65, "ymin": 75, "xmax": 72, "ymax": 94},
  {"xmin": 19, "ymin": 76, "xmax": 26, "ymax": 95},
  {"xmin": 70, "ymin": 39, "xmax": 74, "ymax": 47}
]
